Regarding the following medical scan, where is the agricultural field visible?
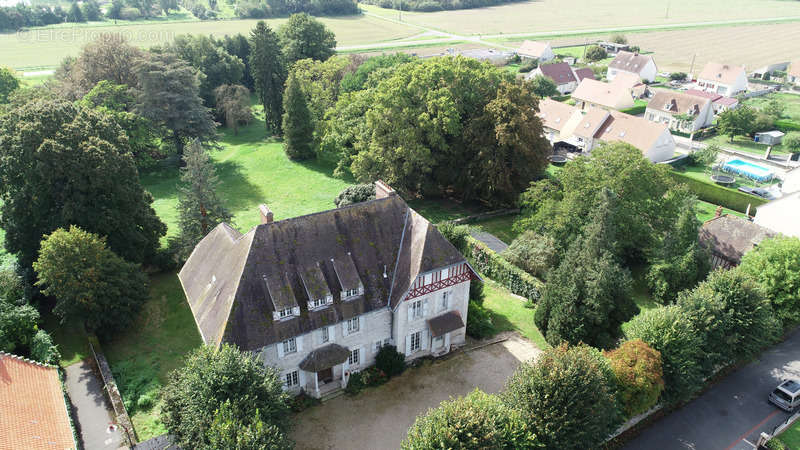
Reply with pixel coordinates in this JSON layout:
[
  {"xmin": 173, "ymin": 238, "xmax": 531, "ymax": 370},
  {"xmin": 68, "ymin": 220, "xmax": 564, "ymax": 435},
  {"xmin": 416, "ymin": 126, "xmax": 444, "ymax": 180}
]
[
  {"xmin": 360, "ymin": 0, "xmax": 800, "ymax": 37},
  {"xmin": 0, "ymin": 14, "xmax": 420, "ymax": 70}
]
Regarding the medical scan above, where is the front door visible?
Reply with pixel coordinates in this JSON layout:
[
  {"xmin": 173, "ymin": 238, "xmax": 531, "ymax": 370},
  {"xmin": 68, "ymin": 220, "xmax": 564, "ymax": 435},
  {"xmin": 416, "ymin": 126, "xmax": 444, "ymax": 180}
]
[{"xmin": 318, "ymin": 367, "xmax": 333, "ymax": 384}]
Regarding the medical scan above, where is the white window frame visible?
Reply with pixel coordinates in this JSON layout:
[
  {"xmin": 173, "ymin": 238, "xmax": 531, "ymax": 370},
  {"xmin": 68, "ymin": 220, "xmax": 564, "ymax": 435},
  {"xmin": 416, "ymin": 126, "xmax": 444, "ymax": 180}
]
[
  {"xmin": 347, "ymin": 317, "xmax": 360, "ymax": 334},
  {"xmin": 410, "ymin": 300, "xmax": 423, "ymax": 320},
  {"xmin": 278, "ymin": 308, "xmax": 293, "ymax": 318},
  {"xmin": 321, "ymin": 327, "xmax": 329, "ymax": 343},
  {"xmin": 348, "ymin": 348, "xmax": 360, "ymax": 366},
  {"xmin": 285, "ymin": 370, "xmax": 299, "ymax": 388},
  {"xmin": 282, "ymin": 338, "xmax": 297, "ymax": 355},
  {"xmin": 410, "ymin": 331, "xmax": 421, "ymax": 353}
]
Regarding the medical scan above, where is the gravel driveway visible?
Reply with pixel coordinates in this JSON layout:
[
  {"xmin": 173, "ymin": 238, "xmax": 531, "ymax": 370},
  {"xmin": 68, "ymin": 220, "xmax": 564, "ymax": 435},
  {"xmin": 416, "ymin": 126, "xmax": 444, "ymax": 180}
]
[{"xmin": 291, "ymin": 332, "xmax": 540, "ymax": 450}]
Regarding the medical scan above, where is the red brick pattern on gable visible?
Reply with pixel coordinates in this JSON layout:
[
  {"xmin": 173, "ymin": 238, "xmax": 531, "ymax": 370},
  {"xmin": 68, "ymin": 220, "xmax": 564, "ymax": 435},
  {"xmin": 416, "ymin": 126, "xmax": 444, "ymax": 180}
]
[{"xmin": 0, "ymin": 353, "xmax": 75, "ymax": 450}]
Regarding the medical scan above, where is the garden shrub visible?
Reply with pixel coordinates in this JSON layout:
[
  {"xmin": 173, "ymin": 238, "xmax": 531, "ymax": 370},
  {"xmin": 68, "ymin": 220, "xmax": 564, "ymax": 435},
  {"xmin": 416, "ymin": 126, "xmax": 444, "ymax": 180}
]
[
  {"xmin": 437, "ymin": 223, "xmax": 471, "ymax": 255},
  {"xmin": 360, "ymin": 366, "xmax": 389, "ymax": 386},
  {"xmin": 689, "ymin": 143, "xmax": 719, "ymax": 166},
  {"xmin": 402, "ymin": 389, "xmax": 540, "ymax": 449},
  {"xmin": 30, "ymin": 330, "xmax": 60, "ymax": 366},
  {"xmin": 775, "ymin": 119, "xmax": 800, "ymax": 133},
  {"xmin": 467, "ymin": 237, "xmax": 542, "ymax": 302},
  {"xmin": 624, "ymin": 305, "xmax": 705, "ymax": 405},
  {"xmin": 466, "ymin": 300, "xmax": 494, "ymax": 339},
  {"xmin": 584, "ymin": 45, "xmax": 607, "ymax": 62},
  {"xmin": 344, "ymin": 371, "xmax": 365, "ymax": 395},
  {"xmin": 619, "ymin": 104, "xmax": 647, "ymax": 115},
  {"xmin": 668, "ymin": 171, "xmax": 767, "ymax": 214},
  {"xmin": 604, "ymin": 339, "xmax": 664, "ymax": 419},
  {"xmin": 289, "ymin": 391, "xmax": 320, "ymax": 412},
  {"xmin": 503, "ymin": 344, "xmax": 621, "ymax": 450},
  {"xmin": 518, "ymin": 60, "xmax": 538, "ymax": 73},
  {"xmin": 739, "ymin": 237, "xmax": 800, "ymax": 326},
  {"xmin": 334, "ymin": 183, "xmax": 376, "ymax": 208},
  {"xmin": 375, "ymin": 345, "xmax": 406, "ymax": 378},
  {"xmin": 469, "ymin": 279, "xmax": 485, "ymax": 305},
  {"xmin": 503, "ymin": 231, "xmax": 558, "ymax": 280}
]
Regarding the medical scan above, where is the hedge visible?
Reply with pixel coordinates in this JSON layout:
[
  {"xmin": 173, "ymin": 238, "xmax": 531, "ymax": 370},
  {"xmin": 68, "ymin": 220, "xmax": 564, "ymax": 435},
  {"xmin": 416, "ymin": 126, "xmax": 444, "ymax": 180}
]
[
  {"xmin": 620, "ymin": 104, "xmax": 647, "ymax": 115},
  {"xmin": 775, "ymin": 119, "xmax": 800, "ymax": 133},
  {"xmin": 465, "ymin": 236, "xmax": 542, "ymax": 302},
  {"xmin": 669, "ymin": 171, "xmax": 767, "ymax": 214}
]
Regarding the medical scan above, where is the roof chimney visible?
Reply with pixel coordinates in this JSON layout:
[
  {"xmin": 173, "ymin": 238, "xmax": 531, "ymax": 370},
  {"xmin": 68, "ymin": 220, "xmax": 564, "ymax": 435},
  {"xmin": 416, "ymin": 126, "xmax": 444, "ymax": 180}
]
[
  {"xmin": 374, "ymin": 180, "xmax": 396, "ymax": 199},
  {"xmin": 714, "ymin": 205, "xmax": 723, "ymax": 219},
  {"xmin": 259, "ymin": 204, "xmax": 273, "ymax": 224}
]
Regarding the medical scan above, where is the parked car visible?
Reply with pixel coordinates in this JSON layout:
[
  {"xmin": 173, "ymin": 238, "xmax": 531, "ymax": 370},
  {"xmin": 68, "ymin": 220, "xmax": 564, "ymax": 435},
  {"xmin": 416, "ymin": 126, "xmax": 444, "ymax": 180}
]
[
  {"xmin": 769, "ymin": 379, "xmax": 800, "ymax": 411},
  {"xmin": 738, "ymin": 186, "xmax": 774, "ymax": 200}
]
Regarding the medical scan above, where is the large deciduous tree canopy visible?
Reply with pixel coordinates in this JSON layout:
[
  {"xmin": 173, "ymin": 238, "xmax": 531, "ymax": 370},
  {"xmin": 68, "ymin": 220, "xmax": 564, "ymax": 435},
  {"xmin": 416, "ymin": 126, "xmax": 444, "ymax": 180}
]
[
  {"xmin": 503, "ymin": 344, "xmax": 621, "ymax": 450},
  {"xmin": 402, "ymin": 389, "xmax": 540, "ymax": 449},
  {"xmin": 0, "ymin": 100, "xmax": 166, "ymax": 268},
  {"xmin": 604, "ymin": 339, "xmax": 664, "ymax": 419},
  {"xmin": 739, "ymin": 237, "xmax": 800, "ymax": 326},
  {"xmin": 328, "ymin": 56, "xmax": 550, "ymax": 206},
  {"xmin": 534, "ymin": 188, "xmax": 638, "ymax": 349},
  {"xmin": 278, "ymin": 13, "xmax": 336, "ymax": 64},
  {"xmin": 161, "ymin": 344, "xmax": 291, "ymax": 449},
  {"xmin": 250, "ymin": 21, "xmax": 287, "ymax": 134},
  {"xmin": 214, "ymin": 84, "xmax": 253, "ymax": 135},
  {"xmin": 134, "ymin": 51, "xmax": 218, "ymax": 155},
  {"xmin": 33, "ymin": 226, "xmax": 149, "ymax": 336},
  {"xmin": 0, "ymin": 66, "xmax": 20, "ymax": 103}
]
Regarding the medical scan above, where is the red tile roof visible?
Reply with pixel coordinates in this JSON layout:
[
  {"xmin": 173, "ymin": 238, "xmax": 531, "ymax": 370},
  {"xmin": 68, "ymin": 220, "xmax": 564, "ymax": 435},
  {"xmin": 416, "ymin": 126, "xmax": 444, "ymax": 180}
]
[
  {"xmin": 538, "ymin": 62, "xmax": 577, "ymax": 85},
  {"xmin": 574, "ymin": 67, "xmax": 595, "ymax": 82},
  {"xmin": 685, "ymin": 89, "xmax": 722, "ymax": 101},
  {"xmin": 0, "ymin": 353, "xmax": 75, "ymax": 450}
]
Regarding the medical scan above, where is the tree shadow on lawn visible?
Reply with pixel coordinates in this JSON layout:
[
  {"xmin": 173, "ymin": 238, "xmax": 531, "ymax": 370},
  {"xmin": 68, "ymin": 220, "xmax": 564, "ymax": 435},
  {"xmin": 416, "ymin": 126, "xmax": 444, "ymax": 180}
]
[{"xmin": 214, "ymin": 158, "xmax": 266, "ymax": 215}]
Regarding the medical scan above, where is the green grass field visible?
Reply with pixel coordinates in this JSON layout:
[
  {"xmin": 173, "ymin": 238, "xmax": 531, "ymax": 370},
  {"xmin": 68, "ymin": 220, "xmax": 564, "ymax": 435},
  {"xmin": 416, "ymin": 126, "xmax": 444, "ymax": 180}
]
[
  {"xmin": 704, "ymin": 134, "xmax": 791, "ymax": 156},
  {"xmin": 775, "ymin": 419, "xmax": 800, "ymax": 449},
  {"xmin": 678, "ymin": 163, "xmax": 778, "ymax": 190},
  {"xmin": 482, "ymin": 279, "xmax": 549, "ymax": 350},
  {"xmin": 471, "ymin": 214, "xmax": 519, "ymax": 244}
]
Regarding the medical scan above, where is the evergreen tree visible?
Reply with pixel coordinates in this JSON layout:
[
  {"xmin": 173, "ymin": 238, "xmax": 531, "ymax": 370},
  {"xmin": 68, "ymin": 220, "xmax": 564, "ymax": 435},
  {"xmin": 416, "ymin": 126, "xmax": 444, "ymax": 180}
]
[
  {"xmin": 134, "ymin": 52, "xmax": 218, "ymax": 156},
  {"xmin": 67, "ymin": 2, "xmax": 85, "ymax": 22},
  {"xmin": 534, "ymin": 188, "xmax": 638, "ymax": 349},
  {"xmin": 249, "ymin": 21, "xmax": 287, "ymax": 134},
  {"xmin": 172, "ymin": 140, "xmax": 232, "ymax": 261},
  {"xmin": 282, "ymin": 73, "xmax": 314, "ymax": 160}
]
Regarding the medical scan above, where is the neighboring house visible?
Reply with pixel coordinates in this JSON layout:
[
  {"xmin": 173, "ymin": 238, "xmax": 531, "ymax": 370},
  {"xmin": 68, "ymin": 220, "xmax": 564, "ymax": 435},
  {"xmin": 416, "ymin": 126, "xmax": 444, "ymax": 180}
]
[
  {"xmin": 696, "ymin": 62, "xmax": 748, "ymax": 96},
  {"xmin": 612, "ymin": 71, "xmax": 648, "ymax": 98},
  {"xmin": 574, "ymin": 67, "xmax": 596, "ymax": 82},
  {"xmin": 684, "ymin": 89, "xmax": 739, "ymax": 113},
  {"xmin": 645, "ymin": 89, "xmax": 714, "ymax": 133},
  {"xmin": 788, "ymin": 60, "xmax": 800, "ymax": 86},
  {"xmin": 607, "ymin": 51, "xmax": 658, "ymax": 83},
  {"xmin": 527, "ymin": 62, "xmax": 579, "ymax": 94},
  {"xmin": 571, "ymin": 78, "xmax": 635, "ymax": 111},
  {"xmin": 458, "ymin": 48, "xmax": 513, "ymax": 66},
  {"xmin": 0, "ymin": 352, "xmax": 76, "ymax": 450},
  {"xmin": 179, "ymin": 182, "xmax": 476, "ymax": 399},
  {"xmin": 517, "ymin": 40, "xmax": 554, "ymax": 62},
  {"xmin": 754, "ymin": 191, "xmax": 800, "ymax": 238},
  {"xmin": 754, "ymin": 130, "xmax": 785, "ymax": 146},
  {"xmin": 699, "ymin": 214, "xmax": 776, "ymax": 269},
  {"xmin": 537, "ymin": 98, "xmax": 676, "ymax": 162}
]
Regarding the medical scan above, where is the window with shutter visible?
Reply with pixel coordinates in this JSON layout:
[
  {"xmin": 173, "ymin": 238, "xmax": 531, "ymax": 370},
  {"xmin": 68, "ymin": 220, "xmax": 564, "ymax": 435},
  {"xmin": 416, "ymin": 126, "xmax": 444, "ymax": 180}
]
[{"xmin": 321, "ymin": 327, "xmax": 329, "ymax": 343}]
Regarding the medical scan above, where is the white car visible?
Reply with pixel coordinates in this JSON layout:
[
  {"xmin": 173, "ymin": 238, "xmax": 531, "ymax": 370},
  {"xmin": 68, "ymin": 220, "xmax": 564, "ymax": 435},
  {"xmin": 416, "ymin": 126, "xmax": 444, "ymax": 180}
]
[{"xmin": 769, "ymin": 379, "xmax": 800, "ymax": 412}]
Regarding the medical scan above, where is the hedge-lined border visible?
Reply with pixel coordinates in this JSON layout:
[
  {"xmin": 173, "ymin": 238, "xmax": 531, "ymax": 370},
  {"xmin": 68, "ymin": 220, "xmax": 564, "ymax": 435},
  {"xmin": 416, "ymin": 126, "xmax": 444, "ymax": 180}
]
[
  {"xmin": 464, "ymin": 236, "xmax": 542, "ymax": 302},
  {"xmin": 620, "ymin": 105, "xmax": 647, "ymax": 115},
  {"xmin": 669, "ymin": 171, "xmax": 767, "ymax": 214}
]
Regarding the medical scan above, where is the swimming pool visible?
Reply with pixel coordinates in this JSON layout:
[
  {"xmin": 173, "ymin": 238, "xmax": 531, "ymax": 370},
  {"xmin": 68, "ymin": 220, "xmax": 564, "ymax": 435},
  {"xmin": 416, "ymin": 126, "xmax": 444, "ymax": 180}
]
[{"xmin": 722, "ymin": 159, "xmax": 775, "ymax": 182}]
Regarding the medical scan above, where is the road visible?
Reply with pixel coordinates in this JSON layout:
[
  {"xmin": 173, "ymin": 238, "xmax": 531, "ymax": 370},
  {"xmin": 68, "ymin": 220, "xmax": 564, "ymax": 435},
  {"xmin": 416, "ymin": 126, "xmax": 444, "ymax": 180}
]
[
  {"xmin": 64, "ymin": 359, "xmax": 123, "ymax": 450},
  {"xmin": 624, "ymin": 328, "xmax": 800, "ymax": 450}
]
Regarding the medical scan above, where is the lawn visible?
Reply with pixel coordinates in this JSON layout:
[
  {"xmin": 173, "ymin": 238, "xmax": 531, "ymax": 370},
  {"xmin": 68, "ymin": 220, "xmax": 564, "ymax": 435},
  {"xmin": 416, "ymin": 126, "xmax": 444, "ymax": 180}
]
[
  {"xmin": 696, "ymin": 199, "xmax": 746, "ymax": 223},
  {"xmin": 481, "ymin": 279, "xmax": 549, "ymax": 350},
  {"xmin": 677, "ymin": 162, "xmax": 779, "ymax": 190},
  {"xmin": 471, "ymin": 214, "xmax": 519, "ymax": 245},
  {"xmin": 776, "ymin": 418, "xmax": 800, "ymax": 448},
  {"xmin": 103, "ymin": 273, "xmax": 203, "ymax": 440},
  {"xmin": 704, "ymin": 134, "xmax": 792, "ymax": 156}
]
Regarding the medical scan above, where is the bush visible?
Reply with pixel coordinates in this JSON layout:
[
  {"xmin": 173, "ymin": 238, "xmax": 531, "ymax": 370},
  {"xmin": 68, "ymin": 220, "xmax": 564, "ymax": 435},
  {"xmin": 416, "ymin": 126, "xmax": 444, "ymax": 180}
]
[
  {"xmin": 503, "ymin": 231, "xmax": 558, "ymax": 280},
  {"xmin": 775, "ymin": 119, "xmax": 800, "ymax": 133},
  {"xmin": 610, "ymin": 33, "xmax": 628, "ymax": 44},
  {"xmin": 469, "ymin": 279, "xmax": 485, "ymax": 305},
  {"xmin": 344, "ymin": 371, "xmax": 365, "ymax": 395},
  {"xmin": 466, "ymin": 300, "xmax": 494, "ymax": 339},
  {"xmin": 624, "ymin": 305, "xmax": 705, "ymax": 405},
  {"xmin": 604, "ymin": 339, "xmax": 664, "ymax": 418},
  {"xmin": 677, "ymin": 268, "xmax": 781, "ymax": 370},
  {"xmin": 119, "ymin": 6, "xmax": 141, "ymax": 19},
  {"xmin": 30, "ymin": 329, "xmax": 60, "ymax": 365},
  {"xmin": 669, "ymin": 72, "xmax": 687, "ymax": 81},
  {"xmin": 518, "ymin": 60, "xmax": 538, "ymax": 73},
  {"xmin": 668, "ymin": 171, "xmax": 767, "ymax": 214},
  {"xmin": 739, "ymin": 237, "xmax": 800, "ymax": 326},
  {"xmin": 403, "ymin": 389, "xmax": 539, "ymax": 449},
  {"xmin": 334, "ymin": 183, "xmax": 376, "ymax": 208},
  {"xmin": 619, "ymin": 104, "xmax": 647, "ymax": 115},
  {"xmin": 584, "ymin": 45, "xmax": 607, "ymax": 62},
  {"xmin": 360, "ymin": 366, "xmax": 389, "ymax": 387},
  {"xmin": 467, "ymin": 237, "xmax": 542, "ymax": 302},
  {"xmin": 437, "ymin": 223, "xmax": 471, "ymax": 255},
  {"xmin": 503, "ymin": 344, "xmax": 621, "ymax": 449},
  {"xmin": 689, "ymin": 143, "xmax": 719, "ymax": 166},
  {"xmin": 375, "ymin": 345, "xmax": 406, "ymax": 377}
]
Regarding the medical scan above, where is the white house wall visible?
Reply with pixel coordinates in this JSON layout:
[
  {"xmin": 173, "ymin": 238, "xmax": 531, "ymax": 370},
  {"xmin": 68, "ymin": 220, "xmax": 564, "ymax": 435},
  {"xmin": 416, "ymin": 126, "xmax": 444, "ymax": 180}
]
[{"xmin": 644, "ymin": 129, "xmax": 677, "ymax": 163}]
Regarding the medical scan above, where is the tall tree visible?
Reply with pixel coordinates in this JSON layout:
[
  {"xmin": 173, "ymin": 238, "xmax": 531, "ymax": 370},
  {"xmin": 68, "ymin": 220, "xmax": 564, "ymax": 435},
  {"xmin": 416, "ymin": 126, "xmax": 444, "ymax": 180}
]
[
  {"xmin": 164, "ymin": 34, "xmax": 245, "ymax": 106},
  {"xmin": 161, "ymin": 344, "xmax": 291, "ymax": 449},
  {"xmin": 81, "ymin": 0, "xmax": 101, "ymax": 20},
  {"xmin": 717, "ymin": 105, "xmax": 757, "ymax": 142},
  {"xmin": 527, "ymin": 74, "xmax": 559, "ymax": 98},
  {"xmin": 0, "ymin": 100, "xmax": 166, "ymax": 268},
  {"xmin": 534, "ymin": 189, "xmax": 638, "ymax": 349},
  {"xmin": 214, "ymin": 84, "xmax": 253, "ymax": 135},
  {"xmin": 33, "ymin": 226, "xmax": 149, "ymax": 336},
  {"xmin": 282, "ymin": 73, "xmax": 314, "ymax": 160},
  {"xmin": 66, "ymin": 2, "xmax": 85, "ymax": 22},
  {"xmin": 250, "ymin": 21, "xmax": 287, "ymax": 134},
  {"xmin": 278, "ymin": 13, "xmax": 336, "ymax": 64},
  {"xmin": 134, "ymin": 51, "xmax": 218, "ymax": 156},
  {"xmin": 222, "ymin": 33, "xmax": 254, "ymax": 90},
  {"xmin": 0, "ymin": 66, "xmax": 20, "ymax": 103},
  {"xmin": 739, "ymin": 237, "xmax": 800, "ymax": 326},
  {"xmin": 172, "ymin": 140, "xmax": 232, "ymax": 261}
]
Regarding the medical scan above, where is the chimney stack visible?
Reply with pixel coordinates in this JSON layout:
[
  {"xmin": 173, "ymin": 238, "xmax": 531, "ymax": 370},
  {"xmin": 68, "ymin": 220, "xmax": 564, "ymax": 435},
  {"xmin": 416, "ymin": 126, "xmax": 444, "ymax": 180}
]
[
  {"xmin": 714, "ymin": 205, "xmax": 723, "ymax": 219},
  {"xmin": 259, "ymin": 204, "xmax": 273, "ymax": 224},
  {"xmin": 375, "ymin": 180, "xmax": 396, "ymax": 199}
]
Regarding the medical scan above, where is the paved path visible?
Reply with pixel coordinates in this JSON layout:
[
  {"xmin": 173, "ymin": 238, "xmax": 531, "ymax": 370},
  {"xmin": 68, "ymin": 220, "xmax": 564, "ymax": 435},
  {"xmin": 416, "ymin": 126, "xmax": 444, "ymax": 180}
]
[
  {"xmin": 64, "ymin": 359, "xmax": 123, "ymax": 450},
  {"xmin": 624, "ymin": 328, "xmax": 800, "ymax": 450},
  {"xmin": 292, "ymin": 333, "xmax": 540, "ymax": 450},
  {"xmin": 469, "ymin": 230, "xmax": 509, "ymax": 253}
]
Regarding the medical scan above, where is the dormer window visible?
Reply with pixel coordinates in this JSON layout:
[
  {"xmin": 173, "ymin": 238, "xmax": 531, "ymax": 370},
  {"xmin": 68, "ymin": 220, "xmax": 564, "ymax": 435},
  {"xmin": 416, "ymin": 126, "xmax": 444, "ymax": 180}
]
[
  {"xmin": 278, "ymin": 307, "xmax": 293, "ymax": 318},
  {"xmin": 308, "ymin": 295, "xmax": 333, "ymax": 310},
  {"xmin": 343, "ymin": 288, "xmax": 360, "ymax": 299}
]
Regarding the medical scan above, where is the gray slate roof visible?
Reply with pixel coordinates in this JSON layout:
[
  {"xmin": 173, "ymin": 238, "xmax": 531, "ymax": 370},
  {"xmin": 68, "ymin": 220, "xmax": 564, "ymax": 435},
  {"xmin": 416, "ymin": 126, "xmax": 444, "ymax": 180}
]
[
  {"xmin": 428, "ymin": 311, "xmax": 465, "ymax": 337},
  {"xmin": 179, "ymin": 194, "xmax": 466, "ymax": 350},
  {"xmin": 299, "ymin": 344, "xmax": 351, "ymax": 372}
]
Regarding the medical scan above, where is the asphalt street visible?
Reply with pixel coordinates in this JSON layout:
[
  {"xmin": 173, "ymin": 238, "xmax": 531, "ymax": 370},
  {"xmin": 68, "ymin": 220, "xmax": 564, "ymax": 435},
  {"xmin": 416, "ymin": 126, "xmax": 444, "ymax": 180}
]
[{"xmin": 624, "ymin": 328, "xmax": 800, "ymax": 450}]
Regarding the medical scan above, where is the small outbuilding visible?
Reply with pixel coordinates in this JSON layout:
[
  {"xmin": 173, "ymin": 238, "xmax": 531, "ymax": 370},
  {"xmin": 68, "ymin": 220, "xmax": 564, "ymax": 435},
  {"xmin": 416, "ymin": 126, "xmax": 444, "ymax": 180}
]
[{"xmin": 754, "ymin": 130, "xmax": 785, "ymax": 146}]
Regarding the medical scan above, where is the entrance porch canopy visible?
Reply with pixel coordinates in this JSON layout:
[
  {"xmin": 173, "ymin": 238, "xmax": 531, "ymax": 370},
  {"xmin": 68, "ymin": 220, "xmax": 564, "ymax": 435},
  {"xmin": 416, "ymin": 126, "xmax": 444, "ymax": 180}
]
[{"xmin": 298, "ymin": 343, "xmax": 350, "ymax": 372}]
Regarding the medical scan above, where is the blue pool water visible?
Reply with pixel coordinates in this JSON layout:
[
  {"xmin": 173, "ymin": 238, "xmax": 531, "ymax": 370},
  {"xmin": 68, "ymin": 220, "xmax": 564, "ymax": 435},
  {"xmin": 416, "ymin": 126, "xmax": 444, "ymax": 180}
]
[{"xmin": 723, "ymin": 159, "xmax": 775, "ymax": 182}]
